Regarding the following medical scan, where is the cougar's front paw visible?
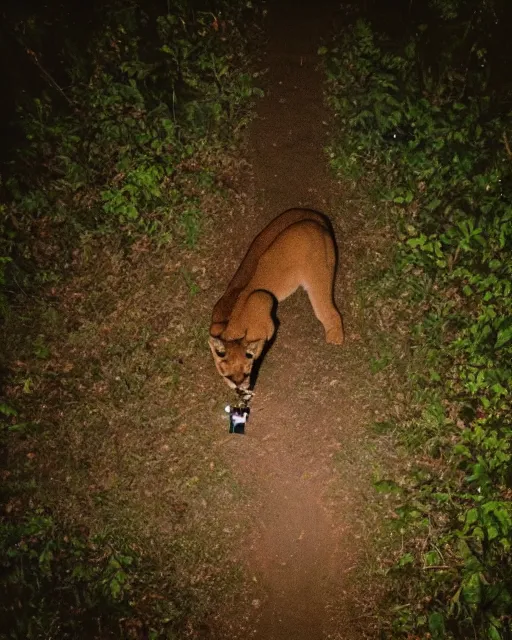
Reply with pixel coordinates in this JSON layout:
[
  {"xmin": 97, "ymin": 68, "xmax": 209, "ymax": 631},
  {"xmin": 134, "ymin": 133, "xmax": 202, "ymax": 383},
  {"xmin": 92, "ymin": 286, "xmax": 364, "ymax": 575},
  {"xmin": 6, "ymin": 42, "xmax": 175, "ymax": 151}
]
[{"xmin": 326, "ymin": 326, "xmax": 344, "ymax": 345}]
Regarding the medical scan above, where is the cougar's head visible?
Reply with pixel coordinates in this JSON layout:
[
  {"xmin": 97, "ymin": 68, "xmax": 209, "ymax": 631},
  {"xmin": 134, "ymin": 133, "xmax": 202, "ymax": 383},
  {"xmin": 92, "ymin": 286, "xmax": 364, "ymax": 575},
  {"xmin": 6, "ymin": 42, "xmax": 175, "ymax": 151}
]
[
  {"xmin": 208, "ymin": 335, "xmax": 266, "ymax": 390},
  {"xmin": 209, "ymin": 290, "xmax": 276, "ymax": 390}
]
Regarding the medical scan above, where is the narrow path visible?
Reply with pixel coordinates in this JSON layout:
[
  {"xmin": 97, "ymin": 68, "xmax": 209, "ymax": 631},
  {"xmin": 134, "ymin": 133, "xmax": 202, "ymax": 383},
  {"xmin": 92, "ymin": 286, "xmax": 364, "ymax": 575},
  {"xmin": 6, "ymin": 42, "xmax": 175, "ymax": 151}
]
[
  {"xmin": 212, "ymin": 2, "xmax": 380, "ymax": 639},
  {"xmin": 248, "ymin": 0, "xmax": 337, "ymax": 216}
]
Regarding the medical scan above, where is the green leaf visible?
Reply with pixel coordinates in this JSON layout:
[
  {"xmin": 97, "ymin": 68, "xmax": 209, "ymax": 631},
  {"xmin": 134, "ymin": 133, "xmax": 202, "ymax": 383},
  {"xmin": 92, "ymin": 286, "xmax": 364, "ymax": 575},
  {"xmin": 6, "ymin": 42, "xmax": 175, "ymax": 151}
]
[
  {"xmin": 0, "ymin": 403, "xmax": 18, "ymax": 417},
  {"xmin": 428, "ymin": 611, "xmax": 445, "ymax": 638},
  {"xmin": 110, "ymin": 576, "xmax": 122, "ymax": 599},
  {"xmin": 407, "ymin": 235, "xmax": 427, "ymax": 249},
  {"xmin": 465, "ymin": 508, "xmax": 479, "ymax": 526},
  {"xmin": 462, "ymin": 572, "xmax": 482, "ymax": 605},
  {"xmin": 373, "ymin": 479, "xmax": 401, "ymax": 493},
  {"xmin": 495, "ymin": 324, "xmax": 512, "ymax": 349},
  {"xmin": 488, "ymin": 627, "xmax": 502, "ymax": 640},
  {"xmin": 398, "ymin": 552, "xmax": 414, "ymax": 567},
  {"xmin": 424, "ymin": 550, "xmax": 440, "ymax": 566},
  {"xmin": 425, "ymin": 197, "xmax": 442, "ymax": 211}
]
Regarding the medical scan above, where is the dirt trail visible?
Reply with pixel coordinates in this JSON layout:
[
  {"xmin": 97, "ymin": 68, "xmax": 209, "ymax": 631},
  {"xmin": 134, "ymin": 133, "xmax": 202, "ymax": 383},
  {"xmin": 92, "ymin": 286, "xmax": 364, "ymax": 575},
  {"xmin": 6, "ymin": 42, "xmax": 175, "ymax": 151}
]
[
  {"xmin": 215, "ymin": 2, "xmax": 378, "ymax": 639},
  {"xmin": 248, "ymin": 0, "xmax": 337, "ymax": 216}
]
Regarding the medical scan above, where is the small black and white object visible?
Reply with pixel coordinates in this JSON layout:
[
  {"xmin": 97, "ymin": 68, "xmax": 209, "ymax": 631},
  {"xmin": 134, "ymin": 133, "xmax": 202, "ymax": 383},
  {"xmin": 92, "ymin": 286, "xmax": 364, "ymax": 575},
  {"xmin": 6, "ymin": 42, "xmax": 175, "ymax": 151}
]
[{"xmin": 225, "ymin": 405, "xmax": 250, "ymax": 434}]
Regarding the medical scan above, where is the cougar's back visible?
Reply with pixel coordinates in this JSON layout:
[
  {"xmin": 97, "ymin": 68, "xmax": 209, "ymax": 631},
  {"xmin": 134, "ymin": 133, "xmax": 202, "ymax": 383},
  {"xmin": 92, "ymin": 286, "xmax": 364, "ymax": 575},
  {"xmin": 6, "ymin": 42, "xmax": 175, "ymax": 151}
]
[{"xmin": 211, "ymin": 208, "xmax": 331, "ymax": 332}]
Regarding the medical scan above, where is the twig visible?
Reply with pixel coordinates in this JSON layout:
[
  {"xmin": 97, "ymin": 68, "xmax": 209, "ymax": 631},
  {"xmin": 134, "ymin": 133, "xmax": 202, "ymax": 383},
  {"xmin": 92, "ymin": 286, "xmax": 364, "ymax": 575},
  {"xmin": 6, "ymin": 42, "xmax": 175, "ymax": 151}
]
[
  {"xmin": 503, "ymin": 133, "xmax": 512, "ymax": 159},
  {"xmin": 26, "ymin": 48, "xmax": 73, "ymax": 105}
]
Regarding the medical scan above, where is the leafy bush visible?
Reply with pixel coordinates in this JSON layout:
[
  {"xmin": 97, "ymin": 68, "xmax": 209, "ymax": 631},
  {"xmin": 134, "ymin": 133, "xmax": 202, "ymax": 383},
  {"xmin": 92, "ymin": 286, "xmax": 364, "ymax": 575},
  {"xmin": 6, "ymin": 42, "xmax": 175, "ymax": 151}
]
[
  {"xmin": 324, "ymin": 1, "xmax": 512, "ymax": 638},
  {"xmin": 0, "ymin": 508, "xmax": 191, "ymax": 639},
  {"xmin": 0, "ymin": 0, "xmax": 262, "ymax": 299}
]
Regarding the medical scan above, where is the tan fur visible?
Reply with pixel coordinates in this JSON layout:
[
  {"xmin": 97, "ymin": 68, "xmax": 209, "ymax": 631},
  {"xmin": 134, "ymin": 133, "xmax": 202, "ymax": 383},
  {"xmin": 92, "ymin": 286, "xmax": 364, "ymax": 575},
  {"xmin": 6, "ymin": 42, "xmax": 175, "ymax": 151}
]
[{"xmin": 209, "ymin": 208, "xmax": 344, "ymax": 389}]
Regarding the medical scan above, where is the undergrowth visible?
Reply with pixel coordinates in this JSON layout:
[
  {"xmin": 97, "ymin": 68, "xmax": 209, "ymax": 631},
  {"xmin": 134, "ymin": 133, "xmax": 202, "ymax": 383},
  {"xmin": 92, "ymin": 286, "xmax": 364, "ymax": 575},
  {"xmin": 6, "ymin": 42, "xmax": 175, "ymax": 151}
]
[
  {"xmin": 0, "ymin": 509, "xmax": 192, "ymax": 639},
  {"xmin": 0, "ymin": 0, "xmax": 263, "ymax": 299},
  {"xmin": 324, "ymin": 1, "xmax": 512, "ymax": 638},
  {"xmin": 0, "ymin": 0, "xmax": 262, "ymax": 637}
]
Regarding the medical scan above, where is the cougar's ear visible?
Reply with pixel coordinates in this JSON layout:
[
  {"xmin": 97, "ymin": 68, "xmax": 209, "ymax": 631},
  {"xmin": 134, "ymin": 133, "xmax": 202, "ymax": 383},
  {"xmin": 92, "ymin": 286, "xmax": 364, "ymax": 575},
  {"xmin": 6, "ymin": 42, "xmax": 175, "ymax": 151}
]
[
  {"xmin": 245, "ymin": 338, "xmax": 266, "ymax": 361},
  {"xmin": 208, "ymin": 336, "xmax": 227, "ymax": 357},
  {"xmin": 209, "ymin": 322, "xmax": 227, "ymax": 338}
]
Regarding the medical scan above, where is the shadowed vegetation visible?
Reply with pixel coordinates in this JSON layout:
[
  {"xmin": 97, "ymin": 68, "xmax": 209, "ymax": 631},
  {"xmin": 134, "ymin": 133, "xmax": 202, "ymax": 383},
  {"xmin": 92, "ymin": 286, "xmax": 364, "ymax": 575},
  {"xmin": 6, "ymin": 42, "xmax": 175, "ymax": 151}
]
[{"xmin": 324, "ymin": 0, "xmax": 512, "ymax": 637}]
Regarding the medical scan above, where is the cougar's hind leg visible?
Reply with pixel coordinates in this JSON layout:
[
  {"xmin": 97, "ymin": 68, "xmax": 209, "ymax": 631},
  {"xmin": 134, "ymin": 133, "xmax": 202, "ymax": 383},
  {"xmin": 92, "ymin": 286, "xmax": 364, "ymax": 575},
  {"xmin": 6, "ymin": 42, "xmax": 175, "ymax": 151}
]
[{"xmin": 305, "ymin": 236, "xmax": 344, "ymax": 345}]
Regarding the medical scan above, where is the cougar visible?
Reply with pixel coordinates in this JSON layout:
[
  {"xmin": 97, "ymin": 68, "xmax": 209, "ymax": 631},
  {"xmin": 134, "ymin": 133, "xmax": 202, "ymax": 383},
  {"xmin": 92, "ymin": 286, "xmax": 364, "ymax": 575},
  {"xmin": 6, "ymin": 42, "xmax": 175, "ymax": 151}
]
[{"xmin": 209, "ymin": 208, "xmax": 343, "ymax": 390}]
